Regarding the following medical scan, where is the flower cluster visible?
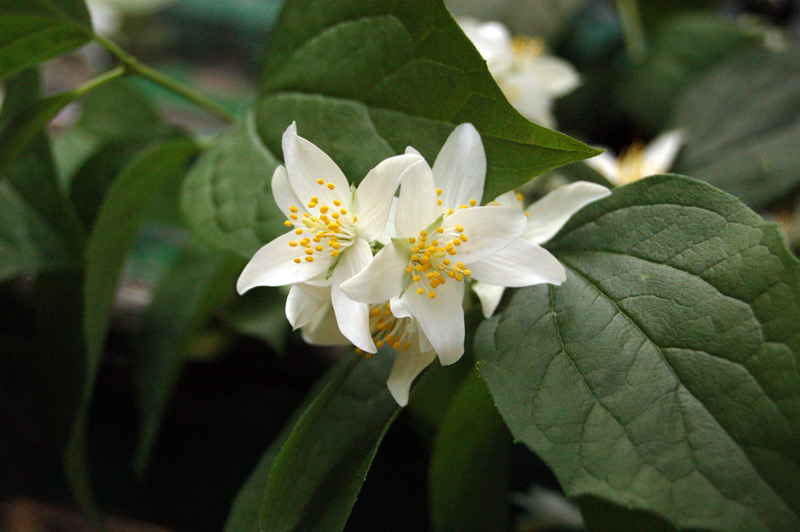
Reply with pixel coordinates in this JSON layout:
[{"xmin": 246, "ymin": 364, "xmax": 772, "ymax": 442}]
[{"xmin": 238, "ymin": 123, "xmax": 609, "ymax": 405}]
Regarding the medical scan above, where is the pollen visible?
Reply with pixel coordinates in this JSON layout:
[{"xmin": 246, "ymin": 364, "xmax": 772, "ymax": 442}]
[
  {"xmin": 333, "ymin": 199, "xmax": 342, "ymax": 206},
  {"xmin": 327, "ymin": 182, "xmax": 335, "ymax": 190},
  {"xmin": 408, "ymin": 237, "xmax": 416, "ymax": 244},
  {"xmin": 293, "ymin": 258, "xmax": 301, "ymax": 264},
  {"xmin": 436, "ymin": 227, "xmax": 444, "ymax": 233},
  {"xmin": 455, "ymin": 225, "xmax": 464, "ymax": 233},
  {"xmin": 412, "ymin": 275, "xmax": 420, "ymax": 282},
  {"xmin": 315, "ymin": 245, "xmax": 323, "ymax": 252},
  {"xmin": 290, "ymin": 205, "xmax": 299, "ymax": 213},
  {"xmin": 331, "ymin": 250, "xmax": 339, "ymax": 257},
  {"xmin": 428, "ymin": 291, "xmax": 436, "ymax": 298},
  {"xmin": 436, "ymin": 188, "xmax": 442, "ymax": 196},
  {"xmin": 460, "ymin": 234, "xmax": 467, "ymax": 242},
  {"xmin": 295, "ymin": 229, "xmax": 304, "ymax": 234},
  {"xmin": 284, "ymin": 220, "xmax": 293, "ymax": 227},
  {"xmin": 340, "ymin": 208, "xmax": 347, "ymax": 215},
  {"xmin": 469, "ymin": 199, "xmax": 477, "ymax": 206},
  {"xmin": 320, "ymin": 205, "xmax": 329, "ymax": 214},
  {"xmin": 305, "ymin": 256, "xmax": 314, "ymax": 262},
  {"xmin": 317, "ymin": 178, "xmax": 325, "ymax": 185},
  {"xmin": 289, "ymin": 241, "xmax": 298, "ymax": 247},
  {"xmin": 305, "ymin": 249, "xmax": 314, "ymax": 255},
  {"xmin": 290, "ymin": 214, "xmax": 298, "ymax": 220},
  {"xmin": 417, "ymin": 287, "xmax": 424, "ymax": 295}
]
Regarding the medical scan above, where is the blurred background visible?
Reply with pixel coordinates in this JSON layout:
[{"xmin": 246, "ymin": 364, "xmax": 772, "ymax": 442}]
[{"xmin": 2, "ymin": 0, "xmax": 799, "ymax": 530}]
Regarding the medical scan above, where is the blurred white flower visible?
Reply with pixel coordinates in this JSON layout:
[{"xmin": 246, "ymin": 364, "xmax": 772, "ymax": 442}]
[
  {"xmin": 459, "ymin": 18, "xmax": 580, "ymax": 127},
  {"xmin": 237, "ymin": 123, "xmax": 423, "ymax": 353},
  {"xmin": 472, "ymin": 181, "xmax": 611, "ymax": 318},
  {"xmin": 586, "ymin": 130, "xmax": 684, "ymax": 187}
]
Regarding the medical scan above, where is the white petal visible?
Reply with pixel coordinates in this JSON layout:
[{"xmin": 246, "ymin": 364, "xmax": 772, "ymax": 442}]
[
  {"xmin": 340, "ymin": 242, "xmax": 409, "ymax": 304},
  {"xmin": 271, "ymin": 165, "xmax": 302, "ymax": 220},
  {"xmin": 643, "ymin": 130, "xmax": 683, "ymax": 176},
  {"xmin": 331, "ymin": 239, "xmax": 376, "ymax": 353},
  {"xmin": 405, "ymin": 146, "xmax": 423, "ymax": 157},
  {"xmin": 286, "ymin": 283, "xmax": 330, "ymax": 329},
  {"xmin": 585, "ymin": 151, "xmax": 620, "ymax": 185},
  {"xmin": 236, "ymin": 231, "xmax": 335, "ymax": 292},
  {"xmin": 387, "ymin": 347, "xmax": 437, "ymax": 406},
  {"xmin": 487, "ymin": 190, "xmax": 521, "ymax": 208},
  {"xmin": 523, "ymin": 181, "xmax": 611, "ymax": 244},
  {"xmin": 301, "ymin": 306, "xmax": 351, "ymax": 346},
  {"xmin": 468, "ymin": 239, "xmax": 566, "ymax": 287},
  {"xmin": 402, "ymin": 279, "xmax": 465, "ymax": 366},
  {"xmin": 433, "ymin": 123, "xmax": 486, "ymax": 209},
  {"xmin": 441, "ymin": 206, "xmax": 526, "ymax": 263},
  {"xmin": 513, "ymin": 56, "xmax": 581, "ymax": 98},
  {"xmin": 281, "ymin": 122, "xmax": 351, "ymax": 209},
  {"xmin": 353, "ymin": 153, "xmax": 424, "ymax": 242},
  {"xmin": 394, "ymin": 160, "xmax": 438, "ymax": 237},
  {"xmin": 471, "ymin": 282, "xmax": 506, "ymax": 318},
  {"xmin": 376, "ymin": 196, "xmax": 398, "ymax": 245},
  {"xmin": 458, "ymin": 18, "xmax": 514, "ymax": 74}
]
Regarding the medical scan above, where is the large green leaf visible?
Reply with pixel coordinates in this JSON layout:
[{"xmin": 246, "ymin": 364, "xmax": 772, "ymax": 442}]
[
  {"xmin": 672, "ymin": 50, "xmax": 800, "ymax": 210},
  {"xmin": 132, "ymin": 245, "xmax": 238, "ymax": 475},
  {"xmin": 65, "ymin": 139, "xmax": 200, "ymax": 527},
  {"xmin": 255, "ymin": 0, "xmax": 599, "ymax": 204},
  {"xmin": 181, "ymin": 111, "xmax": 284, "ymax": 258},
  {"xmin": 255, "ymin": 353, "xmax": 400, "ymax": 532},
  {"xmin": 0, "ymin": 70, "xmax": 86, "ymax": 253},
  {"xmin": 475, "ymin": 175, "xmax": 800, "ymax": 532},
  {"xmin": 429, "ymin": 370, "xmax": 511, "ymax": 532},
  {"xmin": 0, "ymin": 0, "xmax": 92, "ymax": 82}
]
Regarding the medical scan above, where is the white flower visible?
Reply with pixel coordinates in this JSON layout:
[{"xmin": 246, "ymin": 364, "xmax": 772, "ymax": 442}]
[
  {"xmin": 285, "ymin": 282, "xmax": 350, "ymax": 347},
  {"xmin": 341, "ymin": 123, "xmax": 567, "ymax": 368},
  {"xmin": 237, "ymin": 123, "xmax": 424, "ymax": 353},
  {"xmin": 586, "ymin": 130, "xmax": 684, "ymax": 187},
  {"xmin": 459, "ymin": 18, "xmax": 580, "ymax": 127},
  {"xmin": 472, "ymin": 181, "xmax": 611, "ymax": 318}
]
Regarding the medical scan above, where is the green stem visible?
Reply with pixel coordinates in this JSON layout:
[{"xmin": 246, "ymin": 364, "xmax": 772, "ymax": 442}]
[
  {"xmin": 616, "ymin": 0, "xmax": 647, "ymax": 63},
  {"xmin": 92, "ymin": 33, "xmax": 235, "ymax": 123},
  {"xmin": 69, "ymin": 65, "xmax": 126, "ymax": 98}
]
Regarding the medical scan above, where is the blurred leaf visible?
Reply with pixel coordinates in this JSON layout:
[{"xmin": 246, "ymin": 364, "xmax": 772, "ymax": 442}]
[
  {"xmin": 672, "ymin": 50, "xmax": 800, "ymax": 210},
  {"xmin": 254, "ymin": 354, "xmax": 399, "ymax": 532},
  {"xmin": 256, "ymin": 0, "xmax": 600, "ymax": 205},
  {"xmin": 66, "ymin": 138, "xmax": 200, "ymax": 528},
  {"xmin": 0, "ymin": 69, "xmax": 86, "ymax": 253},
  {"xmin": 475, "ymin": 175, "xmax": 800, "ymax": 532},
  {"xmin": 132, "ymin": 244, "xmax": 239, "ymax": 475},
  {"xmin": 578, "ymin": 496, "xmax": 677, "ymax": 532},
  {"xmin": 637, "ymin": 0, "xmax": 715, "ymax": 29},
  {"xmin": 181, "ymin": 111, "xmax": 284, "ymax": 258},
  {"xmin": 77, "ymin": 79, "xmax": 166, "ymax": 140},
  {"xmin": 0, "ymin": 0, "xmax": 92, "ymax": 82},
  {"xmin": 221, "ymin": 286, "xmax": 289, "ymax": 353},
  {"xmin": 617, "ymin": 13, "xmax": 761, "ymax": 131},
  {"xmin": 429, "ymin": 370, "xmax": 510, "ymax": 532},
  {"xmin": 52, "ymin": 127, "xmax": 102, "ymax": 183}
]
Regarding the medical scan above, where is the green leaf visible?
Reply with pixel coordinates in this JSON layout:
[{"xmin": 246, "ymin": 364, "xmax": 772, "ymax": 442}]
[
  {"xmin": 429, "ymin": 370, "xmax": 511, "ymax": 532},
  {"xmin": 617, "ymin": 13, "xmax": 760, "ymax": 131},
  {"xmin": 475, "ymin": 175, "xmax": 800, "ymax": 532},
  {"xmin": 0, "ymin": 0, "xmax": 92, "ymax": 82},
  {"xmin": 577, "ymin": 496, "xmax": 678, "ymax": 532},
  {"xmin": 77, "ymin": 78, "xmax": 166, "ymax": 140},
  {"xmin": 256, "ymin": 353, "xmax": 400, "ymax": 532},
  {"xmin": 65, "ymin": 138, "xmax": 200, "ymax": 527},
  {"xmin": 181, "ymin": 111, "xmax": 284, "ymax": 258},
  {"xmin": 221, "ymin": 287, "xmax": 289, "ymax": 353},
  {"xmin": 256, "ymin": 0, "xmax": 599, "ymax": 204},
  {"xmin": 132, "ymin": 245, "xmax": 238, "ymax": 475},
  {"xmin": 672, "ymin": 50, "xmax": 800, "ymax": 210}
]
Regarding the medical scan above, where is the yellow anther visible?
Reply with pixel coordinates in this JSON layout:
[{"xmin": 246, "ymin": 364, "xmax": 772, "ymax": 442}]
[
  {"xmin": 469, "ymin": 199, "xmax": 477, "ymax": 206},
  {"xmin": 416, "ymin": 264, "xmax": 423, "ymax": 271},
  {"xmin": 446, "ymin": 208, "xmax": 454, "ymax": 216},
  {"xmin": 320, "ymin": 205, "xmax": 329, "ymax": 214},
  {"xmin": 420, "ymin": 230, "xmax": 427, "ymax": 237},
  {"xmin": 290, "ymin": 214, "xmax": 298, "ymax": 220},
  {"xmin": 436, "ymin": 188, "xmax": 442, "ymax": 196},
  {"xmin": 370, "ymin": 308, "xmax": 380, "ymax": 317},
  {"xmin": 295, "ymin": 229, "xmax": 304, "ymax": 235},
  {"xmin": 317, "ymin": 178, "xmax": 325, "ymax": 185},
  {"xmin": 305, "ymin": 249, "xmax": 314, "ymax": 255},
  {"xmin": 320, "ymin": 215, "xmax": 329, "ymax": 223},
  {"xmin": 455, "ymin": 273, "xmax": 463, "ymax": 281},
  {"xmin": 455, "ymin": 225, "xmax": 464, "ymax": 232},
  {"xmin": 376, "ymin": 340, "xmax": 384, "ymax": 348},
  {"xmin": 303, "ymin": 213, "xmax": 310, "ymax": 218},
  {"xmin": 457, "ymin": 262, "xmax": 465, "ymax": 268},
  {"xmin": 438, "ymin": 199, "xmax": 442, "ymax": 206},
  {"xmin": 294, "ymin": 258, "xmax": 301, "ymax": 264},
  {"xmin": 417, "ymin": 287, "xmax": 424, "ymax": 294},
  {"xmin": 460, "ymin": 234, "xmax": 468, "ymax": 242},
  {"xmin": 447, "ymin": 271, "xmax": 455, "ymax": 278},
  {"xmin": 436, "ymin": 227, "xmax": 444, "ymax": 233},
  {"xmin": 443, "ymin": 259, "xmax": 451, "ymax": 265},
  {"xmin": 412, "ymin": 275, "xmax": 420, "ymax": 282},
  {"xmin": 428, "ymin": 291, "xmax": 436, "ymax": 298},
  {"xmin": 284, "ymin": 220, "xmax": 293, "ymax": 227},
  {"xmin": 431, "ymin": 240, "xmax": 439, "ymax": 246},
  {"xmin": 353, "ymin": 215, "xmax": 358, "ymax": 222},
  {"xmin": 333, "ymin": 199, "xmax": 342, "ymax": 206},
  {"xmin": 305, "ymin": 256, "xmax": 314, "ymax": 262},
  {"xmin": 331, "ymin": 250, "xmax": 339, "ymax": 257},
  {"xmin": 315, "ymin": 245, "xmax": 323, "ymax": 252},
  {"xmin": 406, "ymin": 265, "xmax": 414, "ymax": 272},
  {"xmin": 392, "ymin": 341, "xmax": 401, "ymax": 350},
  {"xmin": 289, "ymin": 241, "xmax": 298, "ymax": 247},
  {"xmin": 408, "ymin": 237, "xmax": 416, "ymax": 244},
  {"xmin": 516, "ymin": 192, "xmax": 523, "ymax": 201},
  {"xmin": 403, "ymin": 342, "xmax": 410, "ymax": 351},
  {"xmin": 327, "ymin": 182, "xmax": 335, "ymax": 190},
  {"xmin": 463, "ymin": 270, "xmax": 471, "ymax": 276},
  {"xmin": 332, "ymin": 212, "xmax": 340, "ymax": 219},
  {"xmin": 385, "ymin": 334, "xmax": 394, "ymax": 343},
  {"xmin": 311, "ymin": 196, "xmax": 318, "ymax": 202},
  {"xmin": 411, "ymin": 254, "xmax": 419, "ymax": 262},
  {"xmin": 340, "ymin": 208, "xmax": 347, "ymax": 215},
  {"xmin": 290, "ymin": 205, "xmax": 299, "ymax": 213}
]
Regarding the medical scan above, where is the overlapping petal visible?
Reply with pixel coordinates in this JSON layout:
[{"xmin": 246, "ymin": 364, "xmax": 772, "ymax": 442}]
[
  {"xmin": 432, "ymin": 123, "xmax": 486, "ymax": 209},
  {"xmin": 286, "ymin": 282, "xmax": 330, "ymax": 329},
  {"xmin": 471, "ymin": 282, "xmax": 506, "ymax": 318},
  {"xmin": 441, "ymin": 206, "xmax": 527, "ymax": 263},
  {"xmin": 468, "ymin": 239, "xmax": 566, "ymax": 287},
  {"xmin": 331, "ymin": 239, "xmax": 376, "ymax": 352},
  {"xmin": 523, "ymin": 182, "xmax": 611, "ymax": 244},
  {"xmin": 394, "ymin": 160, "xmax": 438, "ymax": 237},
  {"xmin": 387, "ymin": 348, "xmax": 437, "ymax": 407},
  {"xmin": 271, "ymin": 164, "xmax": 302, "ymax": 220},
  {"xmin": 340, "ymin": 242, "xmax": 409, "ymax": 304},
  {"xmin": 401, "ymin": 279, "xmax": 465, "ymax": 366}
]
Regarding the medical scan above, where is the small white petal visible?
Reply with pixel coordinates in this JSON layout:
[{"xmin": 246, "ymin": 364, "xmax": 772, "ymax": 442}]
[
  {"xmin": 394, "ymin": 160, "xmax": 439, "ymax": 237},
  {"xmin": 301, "ymin": 306, "xmax": 351, "ymax": 346},
  {"xmin": 271, "ymin": 165, "xmax": 303, "ymax": 220},
  {"xmin": 340, "ymin": 242, "xmax": 409, "ymax": 304},
  {"xmin": 458, "ymin": 18, "xmax": 514, "ymax": 74},
  {"xmin": 585, "ymin": 151, "xmax": 620, "ymax": 185},
  {"xmin": 433, "ymin": 123, "xmax": 486, "ymax": 209},
  {"xmin": 402, "ymin": 279, "xmax": 465, "ymax": 366},
  {"xmin": 523, "ymin": 181, "xmax": 611, "ymax": 244},
  {"xmin": 354, "ymin": 154, "xmax": 424, "ymax": 242},
  {"xmin": 387, "ymin": 347, "xmax": 437, "ymax": 406},
  {"xmin": 441, "ymin": 206, "xmax": 527, "ymax": 263},
  {"xmin": 405, "ymin": 146, "xmax": 423, "ymax": 157},
  {"xmin": 237, "ymin": 231, "xmax": 335, "ymax": 293},
  {"xmin": 643, "ymin": 130, "xmax": 683, "ymax": 176},
  {"xmin": 512, "ymin": 56, "xmax": 581, "ymax": 98},
  {"xmin": 469, "ymin": 239, "xmax": 566, "ymax": 287},
  {"xmin": 281, "ymin": 122, "xmax": 351, "ymax": 209},
  {"xmin": 487, "ymin": 190, "xmax": 522, "ymax": 208},
  {"xmin": 331, "ymin": 239, "xmax": 376, "ymax": 353},
  {"xmin": 286, "ymin": 283, "xmax": 330, "ymax": 329},
  {"xmin": 376, "ymin": 196, "xmax": 398, "ymax": 245},
  {"xmin": 471, "ymin": 282, "xmax": 506, "ymax": 318}
]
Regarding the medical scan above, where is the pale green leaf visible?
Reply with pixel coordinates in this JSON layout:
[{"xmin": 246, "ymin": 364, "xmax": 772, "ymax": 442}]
[{"xmin": 476, "ymin": 175, "xmax": 800, "ymax": 532}]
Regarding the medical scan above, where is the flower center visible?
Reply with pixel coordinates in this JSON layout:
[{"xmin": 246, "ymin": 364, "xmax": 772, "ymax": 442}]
[
  {"xmin": 404, "ymin": 223, "xmax": 471, "ymax": 299},
  {"xmin": 283, "ymin": 179, "xmax": 357, "ymax": 265},
  {"xmin": 368, "ymin": 302, "xmax": 413, "ymax": 352},
  {"xmin": 618, "ymin": 141, "xmax": 648, "ymax": 186}
]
